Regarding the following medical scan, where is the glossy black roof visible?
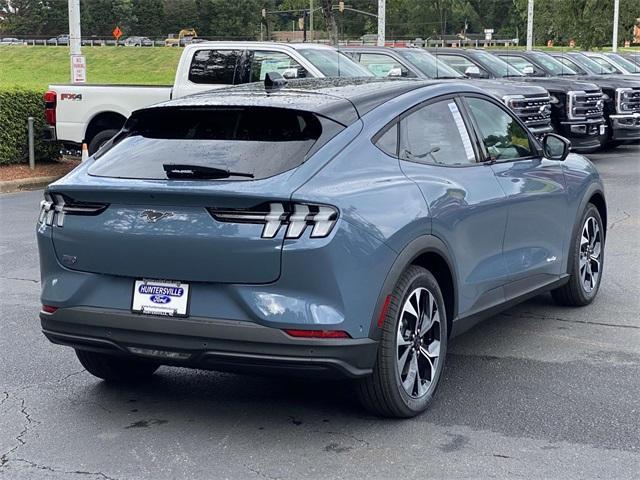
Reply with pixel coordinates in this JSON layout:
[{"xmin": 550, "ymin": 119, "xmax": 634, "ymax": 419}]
[{"xmin": 146, "ymin": 78, "xmax": 442, "ymax": 126}]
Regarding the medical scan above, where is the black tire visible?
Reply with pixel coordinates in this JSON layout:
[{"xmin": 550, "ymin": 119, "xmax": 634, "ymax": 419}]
[
  {"xmin": 551, "ymin": 203, "xmax": 605, "ymax": 306},
  {"xmin": 75, "ymin": 350, "xmax": 159, "ymax": 382},
  {"xmin": 357, "ymin": 265, "xmax": 448, "ymax": 418},
  {"xmin": 88, "ymin": 129, "xmax": 118, "ymax": 155}
]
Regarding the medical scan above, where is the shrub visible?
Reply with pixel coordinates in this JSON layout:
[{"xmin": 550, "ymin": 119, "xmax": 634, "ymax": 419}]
[{"xmin": 0, "ymin": 88, "xmax": 61, "ymax": 165}]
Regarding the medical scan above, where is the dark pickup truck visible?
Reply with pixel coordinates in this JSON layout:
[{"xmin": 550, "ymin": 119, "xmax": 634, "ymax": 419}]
[
  {"xmin": 343, "ymin": 47, "xmax": 553, "ymax": 137},
  {"xmin": 550, "ymin": 51, "xmax": 640, "ymax": 145},
  {"xmin": 492, "ymin": 50, "xmax": 639, "ymax": 148},
  {"xmin": 429, "ymin": 48, "xmax": 606, "ymax": 153}
]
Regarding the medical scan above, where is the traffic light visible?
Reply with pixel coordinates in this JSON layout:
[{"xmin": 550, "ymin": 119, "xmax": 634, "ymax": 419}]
[{"xmin": 338, "ymin": 1, "xmax": 344, "ymax": 12}]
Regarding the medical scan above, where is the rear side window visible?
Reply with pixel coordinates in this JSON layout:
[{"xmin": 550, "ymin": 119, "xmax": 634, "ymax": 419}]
[
  {"xmin": 358, "ymin": 53, "xmax": 406, "ymax": 77},
  {"xmin": 189, "ymin": 50, "xmax": 242, "ymax": 85},
  {"xmin": 399, "ymin": 100, "xmax": 476, "ymax": 165},
  {"xmin": 88, "ymin": 107, "xmax": 343, "ymax": 181},
  {"xmin": 247, "ymin": 51, "xmax": 307, "ymax": 82}
]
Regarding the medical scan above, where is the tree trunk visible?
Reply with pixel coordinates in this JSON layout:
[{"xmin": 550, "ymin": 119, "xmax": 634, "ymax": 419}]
[{"xmin": 320, "ymin": 0, "xmax": 339, "ymax": 46}]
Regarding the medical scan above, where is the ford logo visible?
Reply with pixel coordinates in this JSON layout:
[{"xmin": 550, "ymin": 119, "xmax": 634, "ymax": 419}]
[{"xmin": 150, "ymin": 294, "xmax": 171, "ymax": 305}]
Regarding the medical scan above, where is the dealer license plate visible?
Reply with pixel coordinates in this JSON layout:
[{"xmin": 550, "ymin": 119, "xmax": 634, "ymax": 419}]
[{"xmin": 132, "ymin": 279, "xmax": 189, "ymax": 317}]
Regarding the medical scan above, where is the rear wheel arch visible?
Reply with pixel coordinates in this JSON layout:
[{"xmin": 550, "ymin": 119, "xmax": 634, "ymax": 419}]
[
  {"xmin": 84, "ymin": 111, "xmax": 127, "ymax": 146},
  {"xmin": 370, "ymin": 235, "xmax": 458, "ymax": 341}
]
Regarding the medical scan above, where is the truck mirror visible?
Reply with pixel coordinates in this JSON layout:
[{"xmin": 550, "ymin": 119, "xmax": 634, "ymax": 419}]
[
  {"xmin": 522, "ymin": 65, "xmax": 535, "ymax": 76},
  {"xmin": 464, "ymin": 65, "xmax": 483, "ymax": 78}
]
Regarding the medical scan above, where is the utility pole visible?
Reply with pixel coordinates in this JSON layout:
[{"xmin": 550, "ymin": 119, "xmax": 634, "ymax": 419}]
[
  {"xmin": 68, "ymin": 0, "xmax": 85, "ymax": 83},
  {"xmin": 526, "ymin": 0, "xmax": 534, "ymax": 51},
  {"xmin": 310, "ymin": 0, "xmax": 314, "ymax": 39},
  {"xmin": 612, "ymin": 0, "xmax": 620, "ymax": 52},
  {"xmin": 377, "ymin": 0, "xmax": 385, "ymax": 46}
]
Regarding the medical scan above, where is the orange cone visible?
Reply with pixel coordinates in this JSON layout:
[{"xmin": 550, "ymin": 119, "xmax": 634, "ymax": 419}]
[{"xmin": 81, "ymin": 143, "xmax": 89, "ymax": 162}]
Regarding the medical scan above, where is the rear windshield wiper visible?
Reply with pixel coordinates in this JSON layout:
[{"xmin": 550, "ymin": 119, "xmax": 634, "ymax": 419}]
[{"xmin": 163, "ymin": 164, "xmax": 254, "ymax": 180}]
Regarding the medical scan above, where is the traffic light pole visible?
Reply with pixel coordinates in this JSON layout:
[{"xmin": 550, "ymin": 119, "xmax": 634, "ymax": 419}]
[
  {"xmin": 377, "ymin": 0, "xmax": 385, "ymax": 46},
  {"xmin": 68, "ymin": 0, "xmax": 84, "ymax": 83}
]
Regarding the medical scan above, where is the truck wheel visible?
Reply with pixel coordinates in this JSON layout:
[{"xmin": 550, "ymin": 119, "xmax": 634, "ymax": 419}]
[
  {"xmin": 551, "ymin": 203, "xmax": 604, "ymax": 306},
  {"xmin": 75, "ymin": 350, "xmax": 159, "ymax": 382},
  {"xmin": 88, "ymin": 129, "xmax": 118, "ymax": 155},
  {"xmin": 357, "ymin": 265, "xmax": 448, "ymax": 418}
]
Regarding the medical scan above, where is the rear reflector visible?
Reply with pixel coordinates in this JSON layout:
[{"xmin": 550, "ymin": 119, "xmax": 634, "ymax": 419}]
[
  {"xmin": 377, "ymin": 295, "xmax": 392, "ymax": 328},
  {"xmin": 284, "ymin": 329, "xmax": 350, "ymax": 339},
  {"xmin": 41, "ymin": 305, "xmax": 58, "ymax": 314}
]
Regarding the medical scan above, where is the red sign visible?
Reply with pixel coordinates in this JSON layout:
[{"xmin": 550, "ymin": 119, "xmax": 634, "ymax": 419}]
[{"xmin": 112, "ymin": 26, "xmax": 122, "ymax": 40}]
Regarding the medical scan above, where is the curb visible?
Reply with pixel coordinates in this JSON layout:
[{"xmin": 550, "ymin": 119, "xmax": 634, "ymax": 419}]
[{"xmin": 0, "ymin": 175, "xmax": 61, "ymax": 194}]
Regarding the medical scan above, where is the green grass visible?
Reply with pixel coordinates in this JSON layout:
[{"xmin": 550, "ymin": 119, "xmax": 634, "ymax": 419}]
[{"xmin": 0, "ymin": 46, "xmax": 182, "ymax": 89}]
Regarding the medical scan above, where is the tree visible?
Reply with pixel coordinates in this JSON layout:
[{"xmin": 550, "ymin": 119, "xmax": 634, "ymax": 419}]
[
  {"xmin": 132, "ymin": 0, "xmax": 164, "ymax": 37},
  {"xmin": 319, "ymin": 0, "xmax": 337, "ymax": 45}
]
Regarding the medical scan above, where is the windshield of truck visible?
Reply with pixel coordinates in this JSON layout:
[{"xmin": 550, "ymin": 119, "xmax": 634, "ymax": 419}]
[
  {"xmin": 574, "ymin": 54, "xmax": 618, "ymax": 74},
  {"xmin": 397, "ymin": 49, "xmax": 463, "ymax": 78},
  {"xmin": 473, "ymin": 51, "xmax": 524, "ymax": 77},
  {"xmin": 297, "ymin": 48, "xmax": 373, "ymax": 77},
  {"xmin": 608, "ymin": 53, "xmax": 640, "ymax": 73},
  {"xmin": 531, "ymin": 52, "xmax": 578, "ymax": 75}
]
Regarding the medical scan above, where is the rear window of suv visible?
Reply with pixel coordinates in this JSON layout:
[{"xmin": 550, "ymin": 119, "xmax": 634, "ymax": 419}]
[{"xmin": 88, "ymin": 107, "xmax": 343, "ymax": 181}]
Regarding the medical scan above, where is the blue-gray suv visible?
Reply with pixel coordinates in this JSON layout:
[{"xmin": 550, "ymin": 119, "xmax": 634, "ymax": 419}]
[{"xmin": 37, "ymin": 78, "xmax": 607, "ymax": 418}]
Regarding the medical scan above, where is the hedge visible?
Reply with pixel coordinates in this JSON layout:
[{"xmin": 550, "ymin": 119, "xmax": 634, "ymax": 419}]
[{"xmin": 0, "ymin": 88, "xmax": 61, "ymax": 165}]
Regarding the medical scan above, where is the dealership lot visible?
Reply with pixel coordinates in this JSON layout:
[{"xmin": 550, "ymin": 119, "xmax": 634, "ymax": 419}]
[{"xmin": 0, "ymin": 146, "xmax": 638, "ymax": 479}]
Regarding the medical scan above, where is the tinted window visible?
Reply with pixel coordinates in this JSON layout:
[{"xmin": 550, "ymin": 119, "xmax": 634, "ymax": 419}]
[
  {"xmin": 500, "ymin": 55, "xmax": 544, "ymax": 76},
  {"xmin": 189, "ymin": 49, "xmax": 242, "ymax": 84},
  {"xmin": 399, "ymin": 100, "xmax": 476, "ymax": 166},
  {"xmin": 437, "ymin": 54, "xmax": 478, "ymax": 76},
  {"xmin": 465, "ymin": 97, "xmax": 533, "ymax": 161},
  {"xmin": 472, "ymin": 51, "xmax": 524, "ymax": 77},
  {"xmin": 530, "ymin": 52, "xmax": 577, "ymax": 75},
  {"xmin": 248, "ymin": 51, "xmax": 306, "ymax": 82},
  {"xmin": 359, "ymin": 53, "xmax": 407, "ymax": 77},
  {"xmin": 375, "ymin": 123, "xmax": 398, "ymax": 156},
  {"xmin": 89, "ymin": 107, "xmax": 342, "ymax": 181},
  {"xmin": 296, "ymin": 48, "xmax": 372, "ymax": 77},
  {"xmin": 554, "ymin": 56, "xmax": 586, "ymax": 74},
  {"xmin": 589, "ymin": 55, "xmax": 623, "ymax": 74},
  {"xmin": 397, "ymin": 50, "xmax": 462, "ymax": 78}
]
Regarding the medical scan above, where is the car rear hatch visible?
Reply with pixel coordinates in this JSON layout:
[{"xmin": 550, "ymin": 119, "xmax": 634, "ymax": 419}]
[{"xmin": 45, "ymin": 104, "xmax": 348, "ymax": 284}]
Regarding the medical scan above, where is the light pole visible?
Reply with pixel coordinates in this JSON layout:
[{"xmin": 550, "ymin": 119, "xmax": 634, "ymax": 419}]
[
  {"xmin": 526, "ymin": 0, "xmax": 534, "ymax": 51},
  {"xmin": 377, "ymin": 0, "xmax": 385, "ymax": 46},
  {"xmin": 68, "ymin": 0, "xmax": 85, "ymax": 83},
  {"xmin": 612, "ymin": 0, "xmax": 620, "ymax": 53}
]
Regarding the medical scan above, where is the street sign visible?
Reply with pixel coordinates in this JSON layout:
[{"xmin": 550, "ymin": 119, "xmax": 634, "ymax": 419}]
[
  {"xmin": 484, "ymin": 28, "xmax": 494, "ymax": 41},
  {"xmin": 112, "ymin": 26, "xmax": 122, "ymax": 40},
  {"xmin": 71, "ymin": 54, "xmax": 86, "ymax": 84}
]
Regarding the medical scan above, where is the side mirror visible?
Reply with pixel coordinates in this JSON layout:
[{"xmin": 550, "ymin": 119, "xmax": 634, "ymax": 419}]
[
  {"xmin": 464, "ymin": 65, "xmax": 483, "ymax": 78},
  {"xmin": 522, "ymin": 65, "xmax": 535, "ymax": 76},
  {"xmin": 542, "ymin": 133, "xmax": 570, "ymax": 161}
]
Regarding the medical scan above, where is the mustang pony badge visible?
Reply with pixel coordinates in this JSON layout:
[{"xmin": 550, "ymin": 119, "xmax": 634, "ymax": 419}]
[{"xmin": 141, "ymin": 210, "xmax": 174, "ymax": 223}]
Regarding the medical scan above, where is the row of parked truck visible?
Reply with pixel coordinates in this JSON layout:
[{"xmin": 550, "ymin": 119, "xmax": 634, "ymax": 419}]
[{"xmin": 43, "ymin": 42, "xmax": 640, "ymax": 155}]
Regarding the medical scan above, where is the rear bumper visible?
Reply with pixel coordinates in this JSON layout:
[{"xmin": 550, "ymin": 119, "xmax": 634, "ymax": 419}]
[
  {"xmin": 609, "ymin": 113, "xmax": 640, "ymax": 141},
  {"xmin": 43, "ymin": 125, "xmax": 57, "ymax": 142},
  {"xmin": 41, "ymin": 307, "xmax": 378, "ymax": 379}
]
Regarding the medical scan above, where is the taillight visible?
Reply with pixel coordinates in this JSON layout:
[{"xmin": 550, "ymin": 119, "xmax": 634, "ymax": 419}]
[
  {"xmin": 41, "ymin": 305, "xmax": 58, "ymax": 314},
  {"xmin": 208, "ymin": 202, "xmax": 339, "ymax": 239},
  {"xmin": 284, "ymin": 329, "xmax": 350, "ymax": 339},
  {"xmin": 44, "ymin": 90, "xmax": 57, "ymax": 126},
  {"xmin": 39, "ymin": 192, "xmax": 109, "ymax": 227}
]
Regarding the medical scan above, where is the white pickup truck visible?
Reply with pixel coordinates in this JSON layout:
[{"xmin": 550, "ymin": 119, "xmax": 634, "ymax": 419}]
[{"xmin": 44, "ymin": 42, "xmax": 371, "ymax": 154}]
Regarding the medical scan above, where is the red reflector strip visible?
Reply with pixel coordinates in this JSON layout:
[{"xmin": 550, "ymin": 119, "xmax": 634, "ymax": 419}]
[
  {"xmin": 377, "ymin": 295, "xmax": 392, "ymax": 328},
  {"xmin": 41, "ymin": 305, "xmax": 58, "ymax": 314},
  {"xmin": 284, "ymin": 329, "xmax": 350, "ymax": 339}
]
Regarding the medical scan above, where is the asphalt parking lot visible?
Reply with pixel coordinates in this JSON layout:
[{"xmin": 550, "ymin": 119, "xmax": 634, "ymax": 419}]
[{"xmin": 1, "ymin": 146, "xmax": 638, "ymax": 479}]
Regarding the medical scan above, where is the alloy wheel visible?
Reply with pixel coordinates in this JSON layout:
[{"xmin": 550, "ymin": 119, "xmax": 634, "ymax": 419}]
[
  {"xmin": 579, "ymin": 216, "xmax": 602, "ymax": 293},
  {"xmin": 396, "ymin": 287, "xmax": 442, "ymax": 398}
]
